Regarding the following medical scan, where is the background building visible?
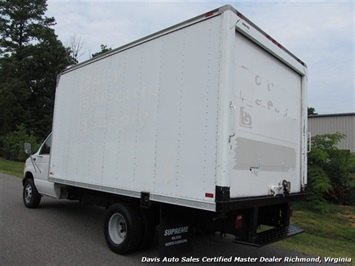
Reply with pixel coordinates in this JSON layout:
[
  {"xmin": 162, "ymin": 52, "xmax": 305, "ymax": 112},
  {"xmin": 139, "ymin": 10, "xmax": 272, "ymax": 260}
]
[{"xmin": 308, "ymin": 113, "xmax": 355, "ymax": 153}]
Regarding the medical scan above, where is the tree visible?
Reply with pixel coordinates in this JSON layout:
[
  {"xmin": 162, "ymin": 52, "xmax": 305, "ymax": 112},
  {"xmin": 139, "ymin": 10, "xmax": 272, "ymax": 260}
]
[
  {"xmin": 0, "ymin": 0, "xmax": 75, "ymax": 157},
  {"xmin": 0, "ymin": 0, "xmax": 56, "ymax": 56},
  {"xmin": 91, "ymin": 44, "xmax": 112, "ymax": 58},
  {"xmin": 1, "ymin": 123, "xmax": 39, "ymax": 161},
  {"xmin": 308, "ymin": 107, "xmax": 317, "ymax": 115},
  {"xmin": 67, "ymin": 34, "xmax": 86, "ymax": 63}
]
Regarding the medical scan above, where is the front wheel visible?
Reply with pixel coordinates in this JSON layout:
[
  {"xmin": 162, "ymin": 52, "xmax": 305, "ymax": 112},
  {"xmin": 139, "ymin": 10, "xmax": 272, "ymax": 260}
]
[
  {"xmin": 104, "ymin": 203, "xmax": 142, "ymax": 254},
  {"xmin": 23, "ymin": 179, "xmax": 41, "ymax": 208}
]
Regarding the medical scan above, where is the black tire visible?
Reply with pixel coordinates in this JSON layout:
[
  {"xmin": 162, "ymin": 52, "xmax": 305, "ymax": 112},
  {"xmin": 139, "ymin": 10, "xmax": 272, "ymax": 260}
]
[
  {"xmin": 23, "ymin": 179, "xmax": 41, "ymax": 208},
  {"xmin": 139, "ymin": 208, "xmax": 157, "ymax": 249},
  {"xmin": 104, "ymin": 203, "xmax": 142, "ymax": 254}
]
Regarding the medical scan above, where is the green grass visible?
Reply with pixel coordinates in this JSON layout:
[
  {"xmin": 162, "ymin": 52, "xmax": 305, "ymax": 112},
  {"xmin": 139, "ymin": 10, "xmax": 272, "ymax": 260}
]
[
  {"xmin": 275, "ymin": 203, "xmax": 355, "ymax": 261},
  {"xmin": 0, "ymin": 158, "xmax": 24, "ymax": 178}
]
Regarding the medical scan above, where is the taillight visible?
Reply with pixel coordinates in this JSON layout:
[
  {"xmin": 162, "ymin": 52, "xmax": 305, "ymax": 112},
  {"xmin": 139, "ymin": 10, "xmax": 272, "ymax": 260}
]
[
  {"xmin": 290, "ymin": 206, "xmax": 294, "ymax": 218},
  {"xmin": 235, "ymin": 214, "xmax": 243, "ymax": 229},
  {"xmin": 237, "ymin": 12, "xmax": 244, "ymax": 19},
  {"xmin": 205, "ymin": 192, "xmax": 214, "ymax": 198},
  {"xmin": 266, "ymin": 34, "xmax": 282, "ymax": 48},
  {"xmin": 205, "ymin": 11, "xmax": 214, "ymax": 17}
]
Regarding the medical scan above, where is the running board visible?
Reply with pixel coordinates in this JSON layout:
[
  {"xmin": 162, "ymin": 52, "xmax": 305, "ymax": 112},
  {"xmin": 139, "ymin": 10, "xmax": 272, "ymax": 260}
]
[{"xmin": 233, "ymin": 224, "xmax": 304, "ymax": 247}]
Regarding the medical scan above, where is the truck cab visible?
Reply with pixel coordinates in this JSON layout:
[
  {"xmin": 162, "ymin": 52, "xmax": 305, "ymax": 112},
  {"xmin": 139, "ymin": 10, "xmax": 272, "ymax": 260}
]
[{"xmin": 23, "ymin": 133, "xmax": 58, "ymax": 207}]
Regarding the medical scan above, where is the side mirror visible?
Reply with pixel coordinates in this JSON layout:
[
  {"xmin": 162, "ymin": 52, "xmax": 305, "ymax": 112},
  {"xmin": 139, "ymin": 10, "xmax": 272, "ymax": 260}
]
[{"xmin": 24, "ymin": 142, "xmax": 32, "ymax": 155}]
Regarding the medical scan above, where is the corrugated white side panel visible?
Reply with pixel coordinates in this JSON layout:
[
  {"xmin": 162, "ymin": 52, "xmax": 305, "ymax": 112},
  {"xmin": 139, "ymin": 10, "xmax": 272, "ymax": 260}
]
[
  {"xmin": 50, "ymin": 15, "xmax": 223, "ymax": 210},
  {"xmin": 153, "ymin": 16, "xmax": 221, "ymax": 201}
]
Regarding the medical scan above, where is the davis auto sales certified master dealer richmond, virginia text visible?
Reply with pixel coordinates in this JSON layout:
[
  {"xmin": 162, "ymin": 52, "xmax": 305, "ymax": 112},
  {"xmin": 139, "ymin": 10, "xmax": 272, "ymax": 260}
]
[{"xmin": 141, "ymin": 256, "xmax": 352, "ymax": 263}]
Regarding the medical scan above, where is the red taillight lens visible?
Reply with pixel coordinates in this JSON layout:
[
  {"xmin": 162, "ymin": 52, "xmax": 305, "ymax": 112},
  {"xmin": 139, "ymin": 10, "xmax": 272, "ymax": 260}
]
[
  {"xmin": 290, "ymin": 206, "xmax": 294, "ymax": 217},
  {"xmin": 205, "ymin": 193, "xmax": 214, "ymax": 198},
  {"xmin": 235, "ymin": 215, "xmax": 243, "ymax": 229},
  {"xmin": 205, "ymin": 11, "xmax": 214, "ymax": 17},
  {"xmin": 237, "ymin": 12, "xmax": 244, "ymax": 19}
]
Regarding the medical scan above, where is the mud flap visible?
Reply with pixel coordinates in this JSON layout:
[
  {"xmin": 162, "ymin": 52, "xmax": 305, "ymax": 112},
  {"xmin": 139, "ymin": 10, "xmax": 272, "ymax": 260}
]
[
  {"xmin": 159, "ymin": 205, "xmax": 193, "ymax": 257},
  {"xmin": 233, "ymin": 224, "xmax": 304, "ymax": 246}
]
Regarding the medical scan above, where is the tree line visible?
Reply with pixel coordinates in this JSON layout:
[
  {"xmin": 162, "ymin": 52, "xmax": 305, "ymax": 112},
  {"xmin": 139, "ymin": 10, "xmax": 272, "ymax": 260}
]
[
  {"xmin": 0, "ymin": 0, "xmax": 74, "ymax": 138},
  {"xmin": 0, "ymin": 0, "xmax": 110, "ymax": 160}
]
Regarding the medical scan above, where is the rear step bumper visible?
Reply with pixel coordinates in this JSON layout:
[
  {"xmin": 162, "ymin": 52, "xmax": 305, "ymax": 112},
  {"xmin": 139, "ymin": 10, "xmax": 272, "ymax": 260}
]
[{"xmin": 233, "ymin": 224, "xmax": 304, "ymax": 247}]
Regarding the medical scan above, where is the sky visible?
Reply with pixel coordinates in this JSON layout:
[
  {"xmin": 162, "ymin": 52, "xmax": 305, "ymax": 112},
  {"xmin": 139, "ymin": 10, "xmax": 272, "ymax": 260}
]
[{"xmin": 46, "ymin": 0, "xmax": 354, "ymax": 115}]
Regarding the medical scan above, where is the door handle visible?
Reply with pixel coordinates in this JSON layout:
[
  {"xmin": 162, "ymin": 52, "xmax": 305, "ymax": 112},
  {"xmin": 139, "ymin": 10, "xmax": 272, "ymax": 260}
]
[
  {"xmin": 33, "ymin": 155, "xmax": 43, "ymax": 161},
  {"xmin": 229, "ymin": 101, "xmax": 236, "ymax": 143}
]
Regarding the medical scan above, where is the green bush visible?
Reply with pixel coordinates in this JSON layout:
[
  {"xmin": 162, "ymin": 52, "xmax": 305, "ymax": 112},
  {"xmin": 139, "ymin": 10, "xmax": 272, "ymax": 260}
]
[
  {"xmin": 308, "ymin": 133, "xmax": 355, "ymax": 206},
  {"xmin": 0, "ymin": 124, "xmax": 40, "ymax": 161},
  {"xmin": 307, "ymin": 165, "xmax": 331, "ymax": 202}
]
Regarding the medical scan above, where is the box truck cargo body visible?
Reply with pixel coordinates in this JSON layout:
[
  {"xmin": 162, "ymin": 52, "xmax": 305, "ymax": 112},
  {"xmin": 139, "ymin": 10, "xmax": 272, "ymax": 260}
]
[{"xmin": 23, "ymin": 5, "xmax": 307, "ymax": 254}]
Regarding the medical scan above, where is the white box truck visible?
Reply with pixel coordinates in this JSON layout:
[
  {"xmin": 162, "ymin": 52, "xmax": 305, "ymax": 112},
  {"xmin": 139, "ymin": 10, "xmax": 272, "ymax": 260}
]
[{"xmin": 23, "ymin": 5, "xmax": 308, "ymax": 255}]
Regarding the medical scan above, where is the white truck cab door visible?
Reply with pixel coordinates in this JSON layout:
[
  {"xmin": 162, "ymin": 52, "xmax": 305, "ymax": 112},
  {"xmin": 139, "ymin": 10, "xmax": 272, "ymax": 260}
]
[
  {"xmin": 32, "ymin": 134, "xmax": 58, "ymax": 198},
  {"xmin": 34, "ymin": 134, "xmax": 51, "ymax": 180}
]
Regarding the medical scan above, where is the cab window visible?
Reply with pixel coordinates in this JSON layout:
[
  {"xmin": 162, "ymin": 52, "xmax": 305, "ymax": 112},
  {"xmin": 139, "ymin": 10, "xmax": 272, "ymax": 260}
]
[{"xmin": 39, "ymin": 134, "xmax": 52, "ymax": 155}]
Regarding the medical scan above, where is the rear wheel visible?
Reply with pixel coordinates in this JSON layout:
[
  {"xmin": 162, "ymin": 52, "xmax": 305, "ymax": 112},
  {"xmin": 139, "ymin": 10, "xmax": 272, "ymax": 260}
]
[
  {"xmin": 104, "ymin": 203, "xmax": 142, "ymax": 254},
  {"xmin": 23, "ymin": 179, "xmax": 41, "ymax": 208}
]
